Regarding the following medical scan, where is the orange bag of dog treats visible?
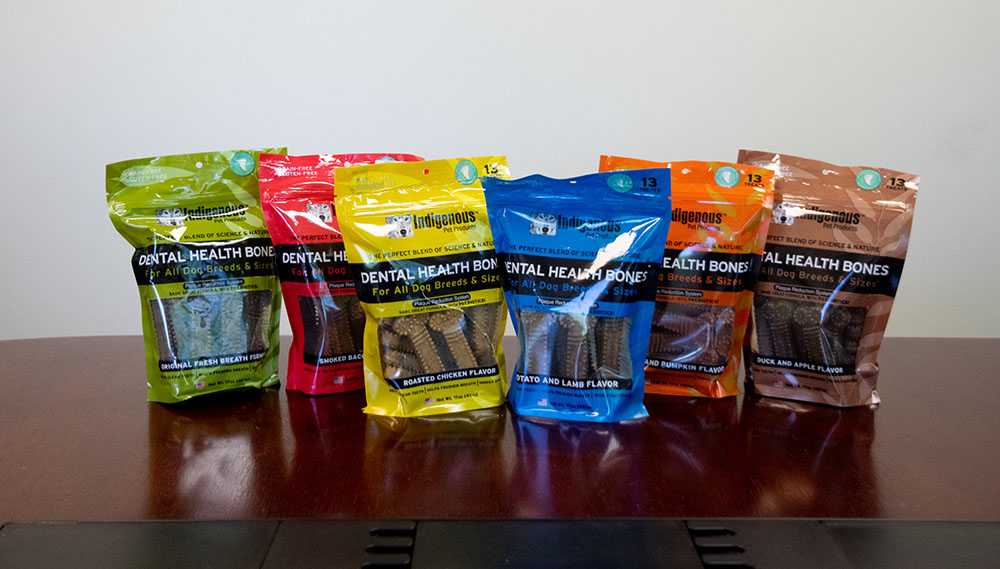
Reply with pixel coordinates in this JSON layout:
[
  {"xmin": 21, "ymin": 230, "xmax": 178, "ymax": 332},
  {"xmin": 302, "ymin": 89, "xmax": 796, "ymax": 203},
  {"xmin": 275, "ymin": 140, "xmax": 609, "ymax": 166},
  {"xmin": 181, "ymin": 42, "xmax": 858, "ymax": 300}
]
[{"xmin": 599, "ymin": 156, "xmax": 773, "ymax": 397}]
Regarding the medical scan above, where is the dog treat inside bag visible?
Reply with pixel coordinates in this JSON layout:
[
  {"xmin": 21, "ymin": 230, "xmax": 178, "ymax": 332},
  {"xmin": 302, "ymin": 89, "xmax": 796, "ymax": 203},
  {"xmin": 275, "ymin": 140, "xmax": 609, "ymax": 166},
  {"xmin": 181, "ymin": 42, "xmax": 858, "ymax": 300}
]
[
  {"xmin": 107, "ymin": 149, "xmax": 285, "ymax": 403},
  {"xmin": 483, "ymin": 170, "xmax": 671, "ymax": 422},
  {"xmin": 738, "ymin": 150, "xmax": 918, "ymax": 407},
  {"xmin": 599, "ymin": 156, "xmax": 773, "ymax": 398},
  {"xmin": 259, "ymin": 153, "xmax": 423, "ymax": 395},
  {"xmin": 335, "ymin": 157, "xmax": 510, "ymax": 417}
]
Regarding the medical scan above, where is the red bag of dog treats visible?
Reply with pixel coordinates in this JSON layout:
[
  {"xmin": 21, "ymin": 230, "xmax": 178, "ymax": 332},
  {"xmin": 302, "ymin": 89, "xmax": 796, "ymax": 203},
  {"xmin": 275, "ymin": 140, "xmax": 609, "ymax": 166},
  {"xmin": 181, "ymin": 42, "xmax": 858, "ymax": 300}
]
[{"xmin": 259, "ymin": 153, "xmax": 423, "ymax": 394}]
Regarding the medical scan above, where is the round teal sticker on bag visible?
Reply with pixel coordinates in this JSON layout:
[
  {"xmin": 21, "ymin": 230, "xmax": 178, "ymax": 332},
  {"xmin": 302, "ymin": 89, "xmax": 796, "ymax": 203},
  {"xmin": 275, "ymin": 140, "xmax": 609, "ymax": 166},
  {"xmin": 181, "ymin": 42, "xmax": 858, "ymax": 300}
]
[
  {"xmin": 455, "ymin": 160, "xmax": 478, "ymax": 185},
  {"xmin": 715, "ymin": 166, "xmax": 739, "ymax": 188},
  {"xmin": 856, "ymin": 169, "xmax": 882, "ymax": 190},
  {"xmin": 230, "ymin": 152, "xmax": 255, "ymax": 176},
  {"xmin": 607, "ymin": 173, "xmax": 634, "ymax": 193}
]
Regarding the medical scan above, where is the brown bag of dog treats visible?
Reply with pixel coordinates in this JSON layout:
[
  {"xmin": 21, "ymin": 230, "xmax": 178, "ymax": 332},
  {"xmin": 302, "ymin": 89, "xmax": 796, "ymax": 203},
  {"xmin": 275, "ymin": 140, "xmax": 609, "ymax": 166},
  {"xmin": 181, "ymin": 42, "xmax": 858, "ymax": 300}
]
[{"xmin": 738, "ymin": 150, "xmax": 918, "ymax": 407}]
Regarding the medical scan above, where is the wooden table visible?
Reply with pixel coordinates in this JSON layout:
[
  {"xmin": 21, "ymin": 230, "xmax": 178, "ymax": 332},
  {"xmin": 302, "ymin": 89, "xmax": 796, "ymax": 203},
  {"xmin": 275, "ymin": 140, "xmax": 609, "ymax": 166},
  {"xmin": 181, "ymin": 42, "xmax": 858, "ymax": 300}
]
[{"xmin": 1, "ymin": 336, "xmax": 997, "ymax": 522}]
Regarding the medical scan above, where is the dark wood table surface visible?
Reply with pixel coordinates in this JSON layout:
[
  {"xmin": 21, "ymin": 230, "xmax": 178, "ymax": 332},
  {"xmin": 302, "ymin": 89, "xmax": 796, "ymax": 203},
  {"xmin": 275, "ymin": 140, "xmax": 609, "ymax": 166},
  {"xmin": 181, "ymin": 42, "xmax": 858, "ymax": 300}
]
[{"xmin": 1, "ymin": 336, "xmax": 997, "ymax": 523}]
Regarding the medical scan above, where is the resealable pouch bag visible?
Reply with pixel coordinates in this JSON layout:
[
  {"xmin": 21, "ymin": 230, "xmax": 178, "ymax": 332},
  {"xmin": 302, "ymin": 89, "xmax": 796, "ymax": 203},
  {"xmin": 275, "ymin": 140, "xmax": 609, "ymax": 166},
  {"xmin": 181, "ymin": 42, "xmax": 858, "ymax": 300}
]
[
  {"xmin": 737, "ymin": 150, "xmax": 919, "ymax": 407},
  {"xmin": 599, "ymin": 156, "xmax": 774, "ymax": 398},
  {"xmin": 259, "ymin": 153, "xmax": 423, "ymax": 395},
  {"xmin": 482, "ymin": 170, "xmax": 672, "ymax": 422},
  {"xmin": 107, "ymin": 149, "xmax": 285, "ymax": 403},
  {"xmin": 335, "ymin": 157, "xmax": 510, "ymax": 417}
]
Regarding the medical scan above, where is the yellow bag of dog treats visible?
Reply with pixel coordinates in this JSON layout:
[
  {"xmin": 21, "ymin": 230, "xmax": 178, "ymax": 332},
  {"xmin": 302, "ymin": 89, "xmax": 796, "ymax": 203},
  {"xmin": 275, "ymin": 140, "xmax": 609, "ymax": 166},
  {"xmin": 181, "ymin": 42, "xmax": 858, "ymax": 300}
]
[{"xmin": 335, "ymin": 157, "xmax": 510, "ymax": 417}]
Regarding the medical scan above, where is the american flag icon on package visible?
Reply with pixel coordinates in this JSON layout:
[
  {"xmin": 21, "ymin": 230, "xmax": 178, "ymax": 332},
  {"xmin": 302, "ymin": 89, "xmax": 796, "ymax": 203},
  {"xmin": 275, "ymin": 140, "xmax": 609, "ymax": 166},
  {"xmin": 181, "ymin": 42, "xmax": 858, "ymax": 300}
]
[
  {"xmin": 538, "ymin": 398, "xmax": 548, "ymax": 406},
  {"xmin": 425, "ymin": 397, "xmax": 435, "ymax": 405},
  {"xmin": 195, "ymin": 382, "xmax": 206, "ymax": 389}
]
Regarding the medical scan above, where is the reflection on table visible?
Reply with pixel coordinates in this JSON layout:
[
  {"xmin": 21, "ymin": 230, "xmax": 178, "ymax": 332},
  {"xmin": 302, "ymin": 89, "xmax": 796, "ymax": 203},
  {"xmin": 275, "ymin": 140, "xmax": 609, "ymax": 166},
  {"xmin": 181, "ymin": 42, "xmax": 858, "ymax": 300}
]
[
  {"xmin": 147, "ymin": 389, "xmax": 288, "ymax": 518},
  {"xmin": 1, "ymin": 337, "xmax": 994, "ymax": 521},
  {"xmin": 144, "ymin": 386, "xmax": 878, "ymax": 519},
  {"xmin": 740, "ymin": 395, "xmax": 876, "ymax": 518}
]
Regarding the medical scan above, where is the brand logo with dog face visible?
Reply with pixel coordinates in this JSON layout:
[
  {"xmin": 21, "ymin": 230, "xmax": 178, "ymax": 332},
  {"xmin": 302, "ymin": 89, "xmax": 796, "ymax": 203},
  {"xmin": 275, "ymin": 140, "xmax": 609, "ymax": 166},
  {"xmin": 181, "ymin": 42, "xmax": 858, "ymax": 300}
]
[
  {"xmin": 529, "ymin": 212, "xmax": 558, "ymax": 235},
  {"xmin": 156, "ymin": 208, "xmax": 185, "ymax": 226},
  {"xmin": 307, "ymin": 203, "xmax": 333, "ymax": 223},
  {"xmin": 772, "ymin": 203, "xmax": 795, "ymax": 226},
  {"xmin": 385, "ymin": 215, "xmax": 414, "ymax": 238}
]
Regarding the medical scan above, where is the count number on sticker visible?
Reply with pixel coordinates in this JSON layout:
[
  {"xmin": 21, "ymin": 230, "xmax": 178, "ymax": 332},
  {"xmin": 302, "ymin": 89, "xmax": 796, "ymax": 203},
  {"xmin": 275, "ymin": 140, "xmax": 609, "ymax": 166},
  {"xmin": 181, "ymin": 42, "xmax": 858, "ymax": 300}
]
[
  {"xmin": 640, "ymin": 177, "xmax": 658, "ymax": 188},
  {"xmin": 747, "ymin": 174, "xmax": 763, "ymax": 184}
]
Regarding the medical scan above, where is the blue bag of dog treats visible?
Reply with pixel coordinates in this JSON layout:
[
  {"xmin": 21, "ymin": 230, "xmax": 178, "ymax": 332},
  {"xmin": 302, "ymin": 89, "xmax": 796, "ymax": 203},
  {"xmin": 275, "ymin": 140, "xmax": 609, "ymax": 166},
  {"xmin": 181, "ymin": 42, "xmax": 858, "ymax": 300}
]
[{"xmin": 483, "ymin": 170, "xmax": 671, "ymax": 422}]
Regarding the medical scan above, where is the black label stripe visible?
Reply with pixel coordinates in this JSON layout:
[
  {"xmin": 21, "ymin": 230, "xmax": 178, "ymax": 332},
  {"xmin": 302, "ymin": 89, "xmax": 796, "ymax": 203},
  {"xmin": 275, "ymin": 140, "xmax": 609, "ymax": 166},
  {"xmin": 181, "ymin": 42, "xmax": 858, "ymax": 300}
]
[
  {"xmin": 303, "ymin": 352, "xmax": 363, "ymax": 367},
  {"xmin": 658, "ymin": 251, "xmax": 760, "ymax": 293},
  {"xmin": 158, "ymin": 349, "xmax": 268, "ymax": 371},
  {"xmin": 645, "ymin": 357, "xmax": 726, "ymax": 375},
  {"xmin": 386, "ymin": 365, "xmax": 500, "ymax": 391},
  {"xmin": 275, "ymin": 242, "xmax": 352, "ymax": 285},
  {"xmin": 132, "ymin": 238, "xmax": 275, "ymax": 285},
  {"xmin": 750, "ymin": 352, "xmax": 850, "ymax": 376},
  {"xmin": 352, "ymin": 250, "xmax": 500, "ymax": 304},
  {"xmin": 757, "ymin": 244, "xmax": 905, "ymax": 297},
  {"xmin": 514, "ymin": 373, "xmax": 633, "ymax": 391},
  {"xmin": 500, "ymin": 252, "xmax": 659, "ymax": 304}
]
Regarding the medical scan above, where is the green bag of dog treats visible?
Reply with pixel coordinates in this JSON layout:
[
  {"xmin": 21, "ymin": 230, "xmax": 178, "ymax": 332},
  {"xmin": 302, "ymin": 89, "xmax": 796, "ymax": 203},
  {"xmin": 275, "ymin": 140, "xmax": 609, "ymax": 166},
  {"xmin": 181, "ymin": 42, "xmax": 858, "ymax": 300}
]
[{"xmin": 107, "ymin": 149, "xmax": 285, "ymax": 403}]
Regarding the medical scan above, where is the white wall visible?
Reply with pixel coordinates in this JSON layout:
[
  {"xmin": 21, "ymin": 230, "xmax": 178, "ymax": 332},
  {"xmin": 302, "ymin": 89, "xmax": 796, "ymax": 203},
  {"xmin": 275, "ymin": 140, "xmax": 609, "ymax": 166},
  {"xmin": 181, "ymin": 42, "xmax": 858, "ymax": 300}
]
[{"xmin": 1, "ymin": 0, "xmax": 998, "ymax": 340}]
